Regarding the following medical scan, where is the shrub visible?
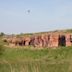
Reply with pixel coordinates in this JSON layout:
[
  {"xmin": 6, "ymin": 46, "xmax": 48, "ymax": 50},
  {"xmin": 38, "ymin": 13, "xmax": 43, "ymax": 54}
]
[{"xmin": 0, "ymin": 32, "xmax": 5, "ymax": 37}]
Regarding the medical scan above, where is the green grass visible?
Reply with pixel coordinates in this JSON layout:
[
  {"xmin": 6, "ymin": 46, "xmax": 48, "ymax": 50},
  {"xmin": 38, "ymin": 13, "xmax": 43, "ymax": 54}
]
[
  {"xmin": 1, "ymin": 29, "xmax": 72, "ymax": 72},
  {"xmin": 0, "ymin": 37, "xmax": 72, "ymax": 72},
  {"xmin": 0, "ymin": 46, "xmax": 72, "ymax": 72}
]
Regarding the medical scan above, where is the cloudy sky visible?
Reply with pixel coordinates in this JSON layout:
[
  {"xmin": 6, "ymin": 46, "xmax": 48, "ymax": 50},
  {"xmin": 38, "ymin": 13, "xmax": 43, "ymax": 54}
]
[{"xmin": 0, "ymin": 0, "xmax": 72, "ymax": 34}]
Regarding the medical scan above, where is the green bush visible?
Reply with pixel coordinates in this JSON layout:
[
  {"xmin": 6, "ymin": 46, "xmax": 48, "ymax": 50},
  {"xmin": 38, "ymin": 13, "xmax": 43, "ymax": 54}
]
[{"xmin": 0, "ymin": 32, "xmax": 5, "ymax": 37}]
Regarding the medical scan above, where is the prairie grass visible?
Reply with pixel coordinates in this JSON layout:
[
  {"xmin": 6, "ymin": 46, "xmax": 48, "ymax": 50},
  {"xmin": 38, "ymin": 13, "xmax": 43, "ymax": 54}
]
[{"xmin": 0, "ymin": 45, "xmax": 72, "ymax": 72}]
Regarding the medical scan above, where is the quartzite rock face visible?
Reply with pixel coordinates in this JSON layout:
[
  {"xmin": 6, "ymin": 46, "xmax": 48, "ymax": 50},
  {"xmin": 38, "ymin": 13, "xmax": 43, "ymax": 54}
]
[{"xmin": 3, "ymin": 33, "xmax": 72, "ymax": 48}]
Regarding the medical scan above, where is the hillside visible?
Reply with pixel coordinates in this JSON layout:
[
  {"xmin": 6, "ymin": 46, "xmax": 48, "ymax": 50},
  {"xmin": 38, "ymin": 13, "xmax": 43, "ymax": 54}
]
[
  {"xmin": 16, "ymin": 29, "xmax": 72, "ymax": 36},
  {"xmin": 0, "ymin": 29, "xmax": 72, "ymax": 72}
]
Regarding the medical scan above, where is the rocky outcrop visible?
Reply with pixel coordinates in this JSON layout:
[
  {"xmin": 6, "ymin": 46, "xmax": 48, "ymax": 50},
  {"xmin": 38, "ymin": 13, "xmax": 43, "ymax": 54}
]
[{"xmin": 3, "ymin": 33, "xmax": 72, "ymax": 48}]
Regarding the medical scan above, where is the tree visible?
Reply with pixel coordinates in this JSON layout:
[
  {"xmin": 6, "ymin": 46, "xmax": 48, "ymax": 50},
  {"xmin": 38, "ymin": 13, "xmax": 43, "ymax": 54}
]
[{"xmin": 0, "ymin": 32, "xmax": 5, "ymax": 36}]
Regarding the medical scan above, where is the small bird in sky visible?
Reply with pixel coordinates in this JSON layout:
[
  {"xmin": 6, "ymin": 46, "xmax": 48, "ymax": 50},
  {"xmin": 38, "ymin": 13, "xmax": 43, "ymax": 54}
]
[
  {"xmin": 27, "ymin": 10, "xmax": 30, "ymax": 13},
  {"xmin": 24, "ymin": 9, "xmax": 31, "ymax": 14}
]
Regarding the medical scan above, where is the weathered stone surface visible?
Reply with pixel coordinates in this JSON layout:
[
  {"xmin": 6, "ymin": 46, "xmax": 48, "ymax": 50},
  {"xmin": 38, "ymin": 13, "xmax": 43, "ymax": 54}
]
[
  {"xmin": 3, "ymin": 33, "xmax": 72, "ymax": 48},
  {"xmin": 66, "ymin": 34, "xmax": 71, "ymax": 47}
]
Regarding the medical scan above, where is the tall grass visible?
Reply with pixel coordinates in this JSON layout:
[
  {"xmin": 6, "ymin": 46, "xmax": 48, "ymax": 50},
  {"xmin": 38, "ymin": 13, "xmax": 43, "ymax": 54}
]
[
  {"xmin": 0, "ymin": 46, "xmax": 72, "ymax": 72},
  {"xmin": 0, "ymin": 45, "xmax": 5, "ymax": 56}
]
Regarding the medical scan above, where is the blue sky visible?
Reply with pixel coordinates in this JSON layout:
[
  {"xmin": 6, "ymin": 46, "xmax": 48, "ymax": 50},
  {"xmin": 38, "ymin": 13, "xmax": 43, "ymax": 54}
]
[{"xmin": 0, "ymin": 0, "xmax": 72, "ymax": 34}]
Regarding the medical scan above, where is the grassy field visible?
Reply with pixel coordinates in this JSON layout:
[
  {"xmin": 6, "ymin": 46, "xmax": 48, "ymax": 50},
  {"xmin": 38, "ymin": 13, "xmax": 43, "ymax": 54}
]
[
  {"xmin": 0, "ymin": 45, "xmax": 72, "ymax": 72},
  {"xmin": 0, "ymin": 33, "xmax": 72, "ymax": 72}
]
